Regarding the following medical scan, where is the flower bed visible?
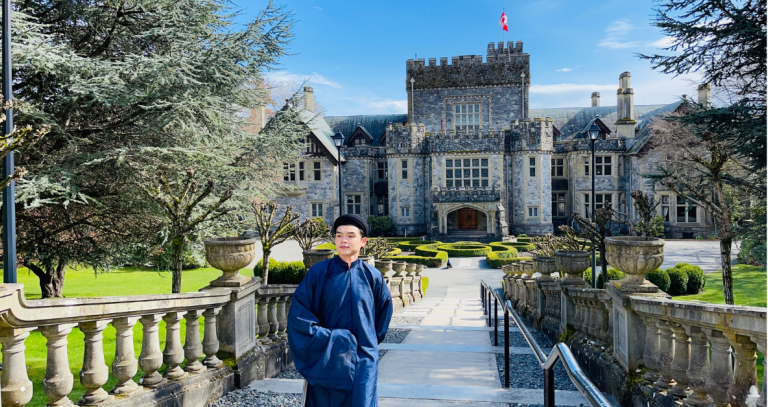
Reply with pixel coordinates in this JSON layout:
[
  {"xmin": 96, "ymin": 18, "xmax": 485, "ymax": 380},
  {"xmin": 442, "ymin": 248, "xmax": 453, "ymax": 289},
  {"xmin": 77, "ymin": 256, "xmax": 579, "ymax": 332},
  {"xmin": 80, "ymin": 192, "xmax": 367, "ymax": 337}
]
[{"xmin": 436, "ymin": 243, "xmax": 492, "ymax": 257}]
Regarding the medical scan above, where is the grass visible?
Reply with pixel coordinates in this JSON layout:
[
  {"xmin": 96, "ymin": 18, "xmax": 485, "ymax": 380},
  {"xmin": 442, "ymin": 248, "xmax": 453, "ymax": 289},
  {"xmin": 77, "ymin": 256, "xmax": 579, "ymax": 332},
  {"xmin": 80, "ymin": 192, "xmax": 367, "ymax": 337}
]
[
  {"xmin": 7, "ymin": 266, "xmax": 230, "ymax": 405},
  {"xmin": 674, "ymin": 264, "xmax": 767, "ymax": 307},
  {"xmin": 674, "ymin": 264, "xmax": 766, "ymax": 388}
]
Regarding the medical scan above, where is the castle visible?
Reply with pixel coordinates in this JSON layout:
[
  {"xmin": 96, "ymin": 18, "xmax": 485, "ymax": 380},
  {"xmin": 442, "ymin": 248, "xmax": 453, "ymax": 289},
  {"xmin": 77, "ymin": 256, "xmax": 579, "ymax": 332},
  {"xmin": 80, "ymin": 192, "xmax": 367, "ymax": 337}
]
[{"xmin": 276, "ymin": 42, "xmax": 714, "ymax": 240}]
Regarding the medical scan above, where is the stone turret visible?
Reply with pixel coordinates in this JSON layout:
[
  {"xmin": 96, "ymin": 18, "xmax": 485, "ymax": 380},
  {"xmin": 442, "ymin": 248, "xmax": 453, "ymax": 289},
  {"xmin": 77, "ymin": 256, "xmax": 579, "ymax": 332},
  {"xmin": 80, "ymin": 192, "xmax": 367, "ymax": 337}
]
[
  {"xmin": 591, "ymin": 92, "xmax": 600, "ymax": 107},
  {"xmin": 615, "ymin": 72, "xmax": 636, "ymax": 139},
  {"xmin": 508, "ymin": 118, "xmax": 554, "ymax": 236},
  {"xmin": 698, "ymin": 83, "xmax": 710, "ymax": 108}
]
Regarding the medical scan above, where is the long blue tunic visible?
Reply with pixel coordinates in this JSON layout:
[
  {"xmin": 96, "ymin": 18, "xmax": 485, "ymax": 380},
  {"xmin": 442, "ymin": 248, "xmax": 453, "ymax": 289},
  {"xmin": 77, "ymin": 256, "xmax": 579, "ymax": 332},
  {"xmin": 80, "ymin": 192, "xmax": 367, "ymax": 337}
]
[{"xmin": 287, "ymin": 256, "xmax": 393, "ymax": 407}]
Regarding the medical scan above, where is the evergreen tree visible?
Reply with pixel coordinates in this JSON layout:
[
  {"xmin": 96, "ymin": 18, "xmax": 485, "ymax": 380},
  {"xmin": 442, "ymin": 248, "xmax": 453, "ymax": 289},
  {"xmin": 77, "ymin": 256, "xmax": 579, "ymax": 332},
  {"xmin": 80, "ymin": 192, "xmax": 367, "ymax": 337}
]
[{"xmin": 10, "ymin": 0, "xmax": 301, "ymax": 296}]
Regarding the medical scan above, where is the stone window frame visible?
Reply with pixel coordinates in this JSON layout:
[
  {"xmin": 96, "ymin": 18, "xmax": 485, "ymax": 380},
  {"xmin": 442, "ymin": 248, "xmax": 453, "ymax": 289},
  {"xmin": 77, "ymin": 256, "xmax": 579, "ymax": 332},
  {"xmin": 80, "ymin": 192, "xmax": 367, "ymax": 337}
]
[
  {"xmin": 529, "ymin": 156, "xmax": 536, "ymax": 177},
  {"xmin": 284, "ymin": 160, "xmax": 308, "ymax": 182},
  {"xmin": 311, "ymin": 160, "xmax": 323, "ymax": 182},
  {"xmin": 676, "ymin": 196, "xmax": 699, "ymax": 223},
  {"xmin": 551, "ymin": 157, "xmax": 564, "ymax": 177},
  {"xmin": 377, "ymin": 161, "xmax": 388, "ymax": 179},
  {"xmin": 453, "ymin": 103, "xmax": 481, "ymax": 133},
  {"xmin": 443, "ymin": 95, "xmax": 490, "ymax": 133},
  {"xmin": 309, "ymin": 201, "xmax": 325, "ymax": 218},
  {"xmin": 283, "ymin": 162, "xmax": 296, "ymax": 182},
  {"xmin": 583, "ymin": 193, "xmax": 613, "ymax": 217},
  {"xmin": 400, "ymin": 206, "xmax": 411, "ymax": 218},
  {"xmin": 660, "ymin": 194, "xmax": 671, "ymax": 222},
  {"xmin": 584, "ymin": 155, "xmax": 613, "ymax": 176},
  {"xmin": 551, "ymin": 192, "xmax": 567, "ymax": 217},
  {"xmin": 377, "ymin": 195, "xmax": 389, "ymax": 216},
  {"xmin": 527, "ymin": 206, "xmax": 539, "ymax": 218},
  {"xmin": 445, "ymin": 156, "xmax": 490, "ymax": 188},
  {"xmin": 401, "ymin": 159, "xmax": 408, "ymax": 179},
  {"xmin": 346, "ymin": 194, "xmax": 363, "ymax": 216}
]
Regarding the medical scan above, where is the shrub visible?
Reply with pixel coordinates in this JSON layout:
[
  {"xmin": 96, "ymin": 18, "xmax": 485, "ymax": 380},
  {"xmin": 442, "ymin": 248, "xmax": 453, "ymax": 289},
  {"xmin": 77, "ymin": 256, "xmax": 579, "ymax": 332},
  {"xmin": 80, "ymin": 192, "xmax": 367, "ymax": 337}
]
[
  {"xmin": 315, "ymin": 242, "xmax": 335, "ymax": 251},
  {"xmin": 486, "ymin": 253, "xmax": 532, "ymax": 268},
  {"xmin": 583, "ymin": 267, "xmax": 625, "ymax": 288},
  {"xmin": 397, "ymin": 240, "xmax": 441, "ymax": 251},
  {"xmin": 152, "ymin": 241, "xmax": 206, "ymax": 270},
  {"xmin": 367, "ymin": 216, "xmax": 394, "ymax": 237},
  {"xmin": 666, "ymin": 267, "xmax": 689, "ymax": 295},
  {"xmin": 516, "ymin": 237, "xmax": 532, "ymax": 243},
  {"xmin": 738, "ymin": 236, "xmax": 767, "ymax": 266},
  {"xmin": 422, "ymin": 276, "xmax": 429, "ymax": 294},
  {"xmin": 489, "ymin": 242, "xmax": 520, "ymax": 253},
  {"xmin": 682, "ymin": 264, "xmax": 706, "ymax": 294},
  {"xmin": 436, "ymin": 244, "xmax": 491, "ymax": 257},
  {"xmin": 518, "ymin": 234, "xmax": 528, "ymax": 237},
  {"xmin": 646, "ymin": 269, "xmax": 671, "ymax": 292},
  {"xmin": 253, "ymin": 259, "xmax": 306, "ymax": 284},
  {"xmin": 503, "ymin": 242, "xmax": 534, "ymax": 252},
  {"xmin": 385, "ymin": 243, "xmax": 448, "ymax": 267}
]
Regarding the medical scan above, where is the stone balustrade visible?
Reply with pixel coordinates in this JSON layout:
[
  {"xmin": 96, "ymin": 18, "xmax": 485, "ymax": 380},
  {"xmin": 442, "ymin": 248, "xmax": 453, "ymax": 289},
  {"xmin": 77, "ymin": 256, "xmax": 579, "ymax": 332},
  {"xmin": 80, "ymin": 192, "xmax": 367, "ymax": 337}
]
[
  {"xmin": 501, "ymin": 259, "xmax": 767, "ymax": 407},
  {"xmin": 383, "ymin": 263, "xmax": 425, "ymax": 313},
  {"xmin": 0, "ymin": 279, "xmax": 297, "ymax": 407}
]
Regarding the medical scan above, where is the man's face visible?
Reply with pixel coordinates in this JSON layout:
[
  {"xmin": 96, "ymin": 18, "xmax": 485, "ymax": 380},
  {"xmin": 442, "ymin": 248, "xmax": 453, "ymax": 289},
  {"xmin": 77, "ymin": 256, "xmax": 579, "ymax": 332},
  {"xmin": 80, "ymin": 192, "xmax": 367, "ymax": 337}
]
[{"xmin": 334, "ymin": 225, "xmax": 367, "ymax": 257}]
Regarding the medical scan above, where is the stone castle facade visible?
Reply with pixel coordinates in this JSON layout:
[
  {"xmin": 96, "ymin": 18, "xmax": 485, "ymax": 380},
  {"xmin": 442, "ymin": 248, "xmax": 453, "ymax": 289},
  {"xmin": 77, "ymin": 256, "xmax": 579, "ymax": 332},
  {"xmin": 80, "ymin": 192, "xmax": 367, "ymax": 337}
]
[{"xmin": 276, "ymin": 42, "xmax": 715, "ymax": 240}]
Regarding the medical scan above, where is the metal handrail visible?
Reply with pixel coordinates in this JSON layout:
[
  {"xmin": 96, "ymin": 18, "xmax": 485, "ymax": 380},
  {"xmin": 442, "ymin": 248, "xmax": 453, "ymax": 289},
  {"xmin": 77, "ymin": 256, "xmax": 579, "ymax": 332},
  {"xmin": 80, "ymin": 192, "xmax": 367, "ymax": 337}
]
[{"xmin": 480, "ymin": 280, "xmax": 612, "ymax": 407}]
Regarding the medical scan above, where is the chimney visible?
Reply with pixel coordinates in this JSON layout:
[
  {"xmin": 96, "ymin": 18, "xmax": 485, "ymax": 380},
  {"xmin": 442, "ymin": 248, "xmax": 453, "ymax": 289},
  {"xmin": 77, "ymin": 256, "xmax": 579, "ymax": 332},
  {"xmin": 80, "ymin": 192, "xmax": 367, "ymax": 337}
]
[
  {"xmin": 615, "ymin": 71, "xmax": 637, "ymax": 139},
  {"xmin": 697, "ymin": 83, "xmax": 710, "ymax": 108},
  {"xmin": 591, "ymin": 92, "xmax": 600, "ymax": 107},
  {"xmin": 260, "ymin": 106, "xmax": 266, "ymax": 129},
  {"xmin": 303, "ymin": 86, "xmax": 314, "ymax": 112}
]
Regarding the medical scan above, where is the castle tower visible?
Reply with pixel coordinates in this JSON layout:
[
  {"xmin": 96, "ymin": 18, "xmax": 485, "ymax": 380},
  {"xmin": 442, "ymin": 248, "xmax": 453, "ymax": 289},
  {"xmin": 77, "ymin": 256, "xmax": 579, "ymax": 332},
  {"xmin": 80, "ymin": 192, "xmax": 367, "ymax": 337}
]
[
  {"xmin": 591, "ymin": 92, "xmax": 600, "ymax": 107},
  {"xmin": 508, "ymin": 118, "xmax": 554, "ymax": 236},
  {"xmin": 615, "ymin": 72, "xmax": 636, "ymax": 139},
  {"xmin": 698, "ymin": 83, "xmax": 710, "ymax": 108}
]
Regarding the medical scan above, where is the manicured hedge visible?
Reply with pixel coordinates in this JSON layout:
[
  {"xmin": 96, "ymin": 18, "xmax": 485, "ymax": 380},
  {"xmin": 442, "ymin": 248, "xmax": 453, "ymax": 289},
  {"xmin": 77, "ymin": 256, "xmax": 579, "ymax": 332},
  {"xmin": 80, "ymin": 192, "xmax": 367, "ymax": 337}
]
[
  {"xmin": 254, "ymin": 259, "xmax": 306, "ymax": 284},
  {"xmin": 385, "ymin": 243, "xmax": 448, "ymax": 268},
  {"xmin": 397, "ymin": 240, "xmax": 441, "ymax": 250},
  {"xmin": 516, "ymin": 237, "xmax": 532, "ymax": 243},
  {"xmin": 583, "ymin": 267, "xmax": 625, "ymax": 288},
  {"xmin": 486, "ymin": 250, "xmax": 530, "ymax": 268},
  {"xmin": 666, "ymin": 266, "xmax": 689, "ymax": 295},
  {"xmin": 647, "ymin": 269, "xmax": 671, "ymax": 292},
  {"xmin": 312, "ymin": 242, "xmax": 401, "ymax": 256},
  {"xmin": 667, "ymin": 262, "xmax": 706, "ymax": 294},
  {"xmin": 503, "ymin": 242, "xmax": 534, "ymax": 252},
  {"xmin": 436, "ymin": 244, "xmax": 491, "ymax": 257}
]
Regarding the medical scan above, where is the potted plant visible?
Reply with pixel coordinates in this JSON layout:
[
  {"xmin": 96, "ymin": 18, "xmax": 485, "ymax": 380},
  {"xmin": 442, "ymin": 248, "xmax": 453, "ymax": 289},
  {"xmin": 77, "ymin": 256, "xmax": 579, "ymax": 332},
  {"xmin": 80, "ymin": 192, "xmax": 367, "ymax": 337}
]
[
  {"xmin": 205, "ymin": 237, "xmax": 258, "ymax": 287},
  {"xmin": 554, "ymin": 250, "xmax": 590, "ymax": 285},
  {"xmin": 392, "ymin": 261, "xmax": 407, "ymax": 277},
  {"xmin": 533, "ymin": 257, "xmax": 556, "ymax": 281},
  {"xmin": 292, "ymin": 217, "xmax": 334, "ymax": 270},
  {"xmin": 360, "ymin": 238, "xmax": 395, "ymax": 266},
  {"xmin": 375, "ymin": 259, "xmax": 393, "ymax": 277}
]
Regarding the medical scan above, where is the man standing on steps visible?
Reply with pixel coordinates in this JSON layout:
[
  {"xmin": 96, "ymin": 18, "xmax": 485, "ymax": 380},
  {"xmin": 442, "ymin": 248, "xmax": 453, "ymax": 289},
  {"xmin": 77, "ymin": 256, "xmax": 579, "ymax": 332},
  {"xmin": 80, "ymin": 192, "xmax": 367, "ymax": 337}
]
[{"xmin": 287, "ymin": 214, "xmax": 393, "ymax": 407}]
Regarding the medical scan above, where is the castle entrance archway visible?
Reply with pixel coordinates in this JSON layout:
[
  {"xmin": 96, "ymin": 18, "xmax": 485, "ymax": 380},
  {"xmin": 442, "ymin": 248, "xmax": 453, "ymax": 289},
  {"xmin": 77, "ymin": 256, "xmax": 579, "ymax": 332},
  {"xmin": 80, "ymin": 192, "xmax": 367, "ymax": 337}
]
[{"xmin": 457, "ymin": 208, "xmax": 478, "ymax": 229}]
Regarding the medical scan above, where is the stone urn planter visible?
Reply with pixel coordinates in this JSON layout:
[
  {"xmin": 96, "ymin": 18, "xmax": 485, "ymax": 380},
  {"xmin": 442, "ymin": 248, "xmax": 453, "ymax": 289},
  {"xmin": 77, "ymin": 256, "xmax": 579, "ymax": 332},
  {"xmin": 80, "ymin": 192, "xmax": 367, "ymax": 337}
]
[
  {"xmin": 302, "ymin": 249, "xmax": 335, "ymax": 271},
  {"xmin": 392, "ymin": 261, "xmax": 407, "ymax": 277},
  {"xmin": 520, "ymin": 261, "xmax": 535, "ymax": 279},
  {"xmin": 375, "ymin": 259, "xmax": 393, "ymax": 277},
  {"xmin": 533, "ymin": 257, "xmax": 557, "ymax": 281},
  {"xmin": 359, "ymin": 255, "xmax": 375, "ymax": 267},
  {"xmin": 502, "ymin": 264, "xmax": 512, "ymax": 276},
  {"xmin": 405, "ymin": 263, "xmax": 417, "ymax": 276},
  {"xmin": 205, "ymin": 237, "xmax": 257, "ymax": 287},
  {"xmin": 415, "ymin": 264, "xmax": 425, "ymax": 276},
  {"xmin": 554, "ymin": 250, "xmax": 590, "ymax": 285},
  {"xmin": 512, "ymin": 262, "xmax": 523, "ymax": 277},
  {"xmin": 605, "ymin": 236, "xmax": 665, "ymax": 292}
]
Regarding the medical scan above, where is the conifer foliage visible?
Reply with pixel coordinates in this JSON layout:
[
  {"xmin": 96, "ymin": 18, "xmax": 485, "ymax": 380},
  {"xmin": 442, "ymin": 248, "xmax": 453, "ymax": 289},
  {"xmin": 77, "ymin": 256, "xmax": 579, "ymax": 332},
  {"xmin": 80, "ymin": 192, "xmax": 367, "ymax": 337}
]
[{"xmin": 11, "ymin": 0, "xmax": 303, "ymax": 296}]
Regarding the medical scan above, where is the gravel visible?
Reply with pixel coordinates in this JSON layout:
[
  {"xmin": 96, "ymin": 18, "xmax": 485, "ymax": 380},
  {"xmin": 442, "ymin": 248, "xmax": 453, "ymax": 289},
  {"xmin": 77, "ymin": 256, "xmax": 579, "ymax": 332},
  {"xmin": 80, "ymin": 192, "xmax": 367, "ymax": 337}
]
[
  {"xmin": 490, "ymin": 322, "xmax": 577, "ymax": 392},
  {"xmin": 390, "ymin": 315, "xmax": 423, "ymax": 325},
  {"xmin": 208, "ymin": 388, "xmax": 301, "ymax": 406},
  {"xmin": 383, "ymin": 328, "xmax": 410, "ymax": 344},
  {"xmin": 275, "ymin": 368, "xmax": 303, "ymax": 380}
]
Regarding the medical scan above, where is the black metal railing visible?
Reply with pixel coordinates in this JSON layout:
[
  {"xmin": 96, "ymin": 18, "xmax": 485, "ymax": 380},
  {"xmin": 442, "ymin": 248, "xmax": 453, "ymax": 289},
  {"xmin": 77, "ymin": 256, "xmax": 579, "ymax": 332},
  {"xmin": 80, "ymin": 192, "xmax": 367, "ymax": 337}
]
[{"xmin": 480, "ymin": 281, "xmax": 612, "ymax": 407}]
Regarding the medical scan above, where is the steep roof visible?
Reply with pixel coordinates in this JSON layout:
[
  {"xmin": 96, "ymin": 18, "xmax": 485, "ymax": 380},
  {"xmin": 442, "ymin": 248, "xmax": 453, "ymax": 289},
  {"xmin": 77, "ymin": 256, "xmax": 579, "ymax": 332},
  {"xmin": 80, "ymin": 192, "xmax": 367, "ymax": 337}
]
[
  {"xmin": 553, "ymin": 104, "xmax": 670, "ymax": 140},
  {"xmin": 325, "ymin": 114, "xmax": 408, "ymax": 142},
  {"xmin": 300, "ymin": 110, "xmax": 346, "ymax": 162},
  {"xmin": 625, "ymin": 100, "xmax": 684, "ymax": 155}
]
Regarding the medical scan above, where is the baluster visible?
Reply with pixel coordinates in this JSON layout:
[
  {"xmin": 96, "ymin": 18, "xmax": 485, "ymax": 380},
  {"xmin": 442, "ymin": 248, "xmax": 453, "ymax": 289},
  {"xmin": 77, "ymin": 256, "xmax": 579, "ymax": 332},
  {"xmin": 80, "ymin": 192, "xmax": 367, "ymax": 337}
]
[
  {"xmin": 257, "ymin": 296, "xmax": 271, "ymax": 344},
  {"xmin": 654, "ymin": 320, "xmax": 677, "ymax": 390},
  {"xmin": 751, "ymin": 334, "xmax": 766, "ymax": 407},
  {"xmin": 111, "ymin": 317, "xmax": 139, "ymax": 395},
  {"xmin": 669, "ymin": 323, "xmax": 690, "ymax": 397},
  {"xmin": 163, "ymin": 311, "xmax": 188, "ymax": 381},
  {"xmin": 726, "ymin": 333, "xmax": 757, "ymax": 407},
  {"xmin": 684, "ymin": 326, "xmax": 713, "ymax": 407},
  {"xmin": 202, "ymin": 308, "xmax": 222, "ymax": 369},
  {"xmin": 139, "ymin": 314, "xmax": 164, "ymax": 389},
  {"xmin": 277, "ymin": 295, "xmax": 288, "ymax": 339},
  {"xmin": 184, "ymin": 310, "xmax": 206, "ymax": 373},
  {"xmin": 40, "ymin": 324, "xmax": 77, "ymax": 406},
  {"xmin": 705, "ymin": 329, "xmax": 734, "ymax": 407},
  {"xmin": 78, "ymin": 320, "xmax": 110, "ymax": 404},
  {"xmin": 642, "ymin": 317, "xmax": 661, "ymax": 381},
  {"xmin": 0, "ymin": 327, "xmax": 34, "ymax": 407},
  {"xmin": 268, "ymin": 297, "xmax": 279, "ymax": 342}
]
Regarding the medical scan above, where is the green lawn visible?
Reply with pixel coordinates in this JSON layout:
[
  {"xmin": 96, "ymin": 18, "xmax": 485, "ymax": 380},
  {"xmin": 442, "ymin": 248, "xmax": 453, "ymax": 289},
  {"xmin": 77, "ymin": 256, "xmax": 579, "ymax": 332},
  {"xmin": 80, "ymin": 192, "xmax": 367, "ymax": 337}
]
[
  {"xmin": 674, "ymin": 264, "xmax": 767, "ymax": 307},
  {"xmin": 8, "ymin": 266, "xmax": 234, "ymax": 405}
]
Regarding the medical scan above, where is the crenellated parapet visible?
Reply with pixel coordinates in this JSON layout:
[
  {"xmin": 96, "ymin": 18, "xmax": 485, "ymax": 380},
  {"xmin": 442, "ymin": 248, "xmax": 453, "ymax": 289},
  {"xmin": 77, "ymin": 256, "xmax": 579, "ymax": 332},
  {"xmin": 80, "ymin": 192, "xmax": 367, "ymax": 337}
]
[
  {"xmin": 427, "ymin": 130, "xmax": 507, "ymax": 153},
  {"xmin": 554, "ymin": 138, "xmax": 626, "ymax": 154},
  {"xmin": 406, "ymin": 42, "xmax": 529, "ymax": 90},
  {"xmin": 509, "ymin": 117, "xmax": 554, "ymax": 152},
  {"xmin": 385, "ymin": 122, "xmax": 427, "ymax": 154}
]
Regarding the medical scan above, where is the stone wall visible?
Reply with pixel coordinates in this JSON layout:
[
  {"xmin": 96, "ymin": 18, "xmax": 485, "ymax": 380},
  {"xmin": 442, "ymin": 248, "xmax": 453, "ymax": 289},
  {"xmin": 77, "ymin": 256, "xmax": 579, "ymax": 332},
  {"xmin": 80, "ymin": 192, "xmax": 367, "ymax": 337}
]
[
  {"xmin": 508, "ymin": 118, "xmax": 554, "ymax": 235},
  {"xmin": 276, "ymin": 156, "xmax": 339, "ymax": 224}
]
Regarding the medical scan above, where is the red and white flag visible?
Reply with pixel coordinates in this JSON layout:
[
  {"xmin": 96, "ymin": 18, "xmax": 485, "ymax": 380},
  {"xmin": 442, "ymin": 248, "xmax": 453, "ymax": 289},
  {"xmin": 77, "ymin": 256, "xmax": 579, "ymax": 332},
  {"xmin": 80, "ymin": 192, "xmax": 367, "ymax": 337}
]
[{"xmin": 499, "ymin": 12, "xmax": 508, "ymax": 32}]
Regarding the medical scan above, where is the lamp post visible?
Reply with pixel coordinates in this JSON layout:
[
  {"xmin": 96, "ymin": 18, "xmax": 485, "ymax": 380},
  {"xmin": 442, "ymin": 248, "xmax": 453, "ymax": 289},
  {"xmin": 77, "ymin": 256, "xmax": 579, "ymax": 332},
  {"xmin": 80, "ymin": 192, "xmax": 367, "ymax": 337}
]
[
  {"xmin": 331, "ymin": 131, "xmax": 345, "ymax": 218},
  {"xmin": 586, "ymin": 115, "xmax": 601, "ymax": 288},
  {"xmin": 2, "ymin": 0, "xmax": 15, "ymax": 283},
  {"xmin": 409, "ymin": 77, "xmax": 415, "ymax": 123}
]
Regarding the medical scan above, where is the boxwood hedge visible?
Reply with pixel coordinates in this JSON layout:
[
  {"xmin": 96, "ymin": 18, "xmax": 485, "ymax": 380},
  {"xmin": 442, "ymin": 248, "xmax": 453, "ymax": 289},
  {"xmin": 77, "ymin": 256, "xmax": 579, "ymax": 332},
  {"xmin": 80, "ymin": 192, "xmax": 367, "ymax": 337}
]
[
  {"xmin": 313, "ymin": 242, "xmax": 401, "ymax": 256},
  {"xmin": 516, "ymin": 237, "xmax": 532, "ymax": 243},
  {"xmin": 503, "ymin": 242, "xmax": 534, "ymax": 252},
  {"xmin": 486, "ymin": 250, "xmax": 532, "ymax": 268},
  {"xmin": 397, "ymin": 240, "xmax": 441, "ymax": 250},
  {"xmin": 667, "ymin": 262, "xmax": 706, "ymax": 294},
  {"xmin": 384, "ymin": 243, "xmax": 448, "ymax": 268},
  {"xmin": 436, "ymin": 244, "xmax": 491, "ymax": 257}
]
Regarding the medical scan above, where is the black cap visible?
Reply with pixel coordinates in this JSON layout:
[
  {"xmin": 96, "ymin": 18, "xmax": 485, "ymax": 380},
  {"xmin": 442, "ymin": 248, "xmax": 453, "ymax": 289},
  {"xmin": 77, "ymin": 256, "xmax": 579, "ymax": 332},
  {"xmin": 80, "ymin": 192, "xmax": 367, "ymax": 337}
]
[{"xmin": 333, "ymin": 214, "xmax": 369, "ymax": 237}]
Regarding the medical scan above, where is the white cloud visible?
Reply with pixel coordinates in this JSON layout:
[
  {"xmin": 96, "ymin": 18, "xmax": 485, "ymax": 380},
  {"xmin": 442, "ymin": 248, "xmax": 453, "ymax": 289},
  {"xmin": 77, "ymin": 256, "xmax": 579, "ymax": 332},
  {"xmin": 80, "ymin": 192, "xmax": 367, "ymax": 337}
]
[
  {"xmin": 599, "ymin": 19, "xmax": 640, "ymax": 49},
  {"xmin": 648, "ymin": 36, "xmax": 675, "ymax": 48},
  {"xmin": 345, "ymin": 98, "xmax": 407, "ymax": 113},
  {"xmin": 266, "ymin": 71, "xmax": 342, "ymax": 88},
  {"xmin": 555, "ymin": 67, "xmax": 573, "ymax": 72},
  {"xmin": 530, "ymin": 83, "xmax": 616, "ymax": 94}
]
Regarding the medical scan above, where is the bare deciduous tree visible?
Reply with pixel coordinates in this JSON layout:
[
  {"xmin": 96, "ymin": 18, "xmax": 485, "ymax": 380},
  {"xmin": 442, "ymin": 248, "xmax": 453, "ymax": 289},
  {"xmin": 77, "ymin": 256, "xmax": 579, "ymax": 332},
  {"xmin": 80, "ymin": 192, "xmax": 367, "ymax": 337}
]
[{"xmin": 252, "ymin": 202, "xmax": 299, "ymax": 285}]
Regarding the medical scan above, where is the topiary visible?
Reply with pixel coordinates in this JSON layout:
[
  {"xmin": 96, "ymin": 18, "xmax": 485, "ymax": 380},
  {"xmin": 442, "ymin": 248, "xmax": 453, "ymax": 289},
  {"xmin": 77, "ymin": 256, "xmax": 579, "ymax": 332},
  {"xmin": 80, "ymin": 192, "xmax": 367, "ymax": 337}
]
[
  {"xmin": 436, "ymin": 243, "xmax": 491, "ymax": 257},
  {"xmin": 583, "ymin": 267, "xmax": 625, "ymax": 288},
  {"xmin": 666, "ymin": 267, "xmax": 689, "ymax": 295},
  {"xmin": 646, "ymin": 268, "xmax": 671, "ymax": 292},
  {"xmin": 668, "ymin": 263, "xmax": 706, "ymax": 294},
  {"xmin": 518, "ymin": 234, "xmax": 528, "ymax": 237}
]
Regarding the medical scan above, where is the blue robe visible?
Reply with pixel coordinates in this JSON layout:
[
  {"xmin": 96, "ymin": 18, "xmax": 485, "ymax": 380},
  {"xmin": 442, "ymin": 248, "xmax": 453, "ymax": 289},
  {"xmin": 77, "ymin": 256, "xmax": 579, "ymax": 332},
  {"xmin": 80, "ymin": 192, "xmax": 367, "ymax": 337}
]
[{"xmin": 287, "ymin": 256, "xmax": 393, "ymax": 407}]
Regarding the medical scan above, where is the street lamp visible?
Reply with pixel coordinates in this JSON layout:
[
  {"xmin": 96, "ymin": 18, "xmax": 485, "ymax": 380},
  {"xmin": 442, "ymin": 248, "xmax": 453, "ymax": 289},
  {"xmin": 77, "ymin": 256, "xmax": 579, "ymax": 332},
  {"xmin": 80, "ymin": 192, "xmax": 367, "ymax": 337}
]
[
  {"xmin": 331, "ymin": 131, "xmax": 345, "ymax": 218},
  {"xmin": 2, "ymin": 0, "xmax": 16, "ymax": 283},
  {"xmin": 586, "ymin": 115, "xmax": 601, "ymax": 288},
  {"xmin": 409, "ymin": 77, "xmax": 415, "ymax": 123}
]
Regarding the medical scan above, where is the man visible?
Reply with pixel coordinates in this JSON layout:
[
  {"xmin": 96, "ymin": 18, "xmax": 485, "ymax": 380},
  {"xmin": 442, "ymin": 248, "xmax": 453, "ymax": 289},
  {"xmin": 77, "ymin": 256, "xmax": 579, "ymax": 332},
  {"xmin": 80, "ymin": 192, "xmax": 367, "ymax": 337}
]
[{"xmin": 287, "ymin": 214, "xmax": 393, "ymax": 407}]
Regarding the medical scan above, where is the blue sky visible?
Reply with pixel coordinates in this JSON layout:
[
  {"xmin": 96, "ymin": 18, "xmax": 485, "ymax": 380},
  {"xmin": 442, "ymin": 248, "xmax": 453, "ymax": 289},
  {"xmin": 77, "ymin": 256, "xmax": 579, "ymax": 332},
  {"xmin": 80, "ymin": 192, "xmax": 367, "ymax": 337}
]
[{"xmin": 233, "ymin": 0, "xmax": 701, "ymax": 116}]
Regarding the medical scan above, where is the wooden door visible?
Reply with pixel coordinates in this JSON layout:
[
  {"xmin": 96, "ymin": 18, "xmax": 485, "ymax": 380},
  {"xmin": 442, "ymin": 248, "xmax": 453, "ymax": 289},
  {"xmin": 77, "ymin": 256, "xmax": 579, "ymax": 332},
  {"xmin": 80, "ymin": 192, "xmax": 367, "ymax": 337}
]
[{"xmin": 458, "ymin": 209, "xmax": 478, "ymax": 229}]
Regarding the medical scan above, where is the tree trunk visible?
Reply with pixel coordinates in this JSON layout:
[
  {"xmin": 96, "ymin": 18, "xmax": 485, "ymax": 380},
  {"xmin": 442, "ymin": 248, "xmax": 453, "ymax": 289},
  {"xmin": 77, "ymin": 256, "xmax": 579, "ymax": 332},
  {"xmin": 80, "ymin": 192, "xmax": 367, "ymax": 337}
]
[
  {"xmin": 171, "ymin": 235, "xmax": 186, "ymax": 294},
  {"xmin": 599, "ymin": 246, "xmax": 609, "ymax": 287},
  {"xmin": 29, "ymin": 262, "xmax": 66, "ymax": 298},
  {"xmin": 720, "ymin": 237, "xmax": 734, "ymax": 305},
  {"xmin": 261, "ymin": 247, "xmax": 271, "ymax": 285}
]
